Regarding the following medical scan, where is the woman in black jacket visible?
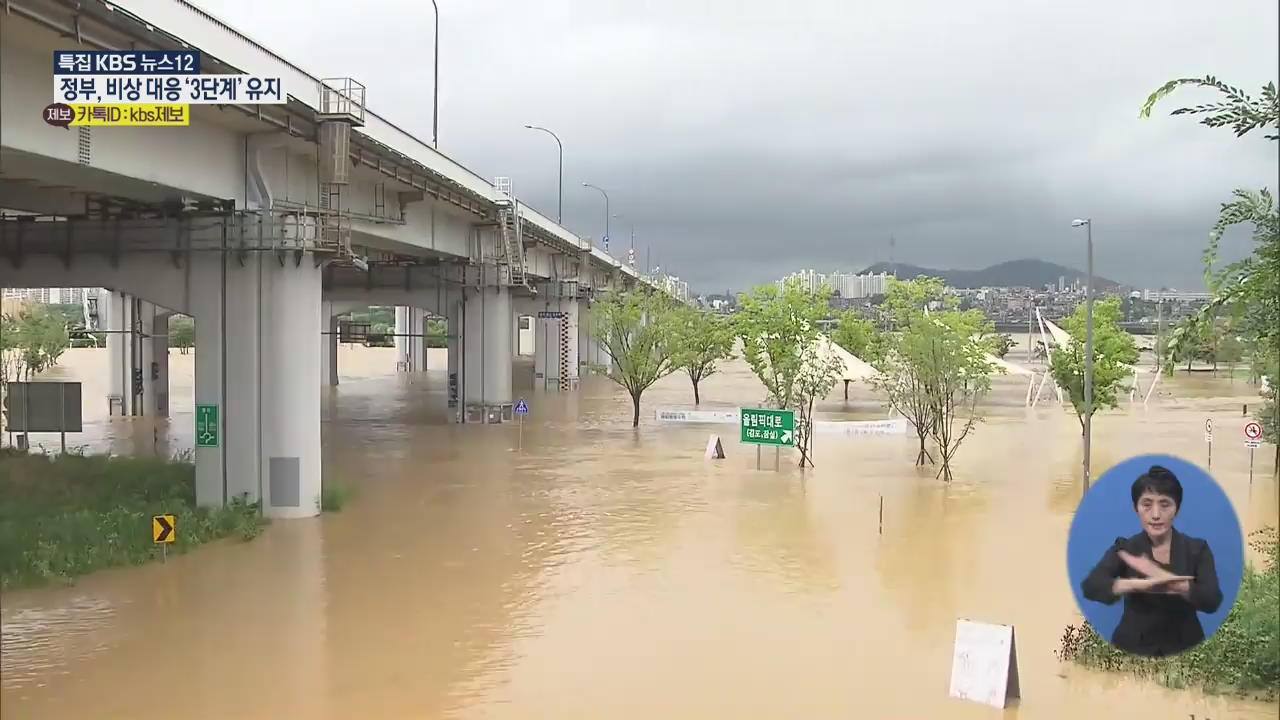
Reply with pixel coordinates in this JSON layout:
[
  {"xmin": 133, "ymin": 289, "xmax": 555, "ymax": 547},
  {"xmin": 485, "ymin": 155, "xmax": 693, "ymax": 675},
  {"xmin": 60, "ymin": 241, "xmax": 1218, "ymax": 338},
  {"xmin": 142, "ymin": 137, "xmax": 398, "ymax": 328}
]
[{"xmin": 1081, "ymin": 465, "xmax": 1224, "ymax": 657}]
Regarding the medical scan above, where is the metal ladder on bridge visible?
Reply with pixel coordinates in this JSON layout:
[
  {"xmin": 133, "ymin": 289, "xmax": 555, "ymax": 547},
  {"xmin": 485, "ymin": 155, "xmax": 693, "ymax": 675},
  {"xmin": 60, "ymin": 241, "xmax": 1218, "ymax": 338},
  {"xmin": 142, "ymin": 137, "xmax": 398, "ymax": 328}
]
[{"xmin": 494, "ymin": 177, "xmax": 528, "ymax": 288}]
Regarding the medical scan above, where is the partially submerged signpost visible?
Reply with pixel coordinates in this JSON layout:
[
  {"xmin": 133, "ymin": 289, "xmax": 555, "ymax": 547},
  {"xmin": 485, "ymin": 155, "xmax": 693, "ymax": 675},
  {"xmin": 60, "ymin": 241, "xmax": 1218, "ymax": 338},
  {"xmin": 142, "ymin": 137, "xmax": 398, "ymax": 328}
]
[
  {"xmin": 3, "ymin": 381, "xmax": 82, "ymax": 453},
  {"xmin": 948, "ymin": 618, "xmax": 1020, "ymax": 709},
  {"xmin": 514, "ymin": 399, "xmax": 529, "ymax": 451},
  {"xmin": 739, "ymin": 407, "xmax": 794, "ymax": 471},
  {"xmin": 1244, "ymin": 420, "xmax": 1263, "ymax": 485}
]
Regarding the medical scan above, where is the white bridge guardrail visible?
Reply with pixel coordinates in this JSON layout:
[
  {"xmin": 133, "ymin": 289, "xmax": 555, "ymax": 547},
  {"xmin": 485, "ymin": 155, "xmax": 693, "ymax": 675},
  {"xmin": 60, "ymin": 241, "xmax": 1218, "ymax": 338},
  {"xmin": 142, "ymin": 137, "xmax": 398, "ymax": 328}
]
[{"xmin": 655, "ymin": 408, "xmax": 908, "ymax": 436}]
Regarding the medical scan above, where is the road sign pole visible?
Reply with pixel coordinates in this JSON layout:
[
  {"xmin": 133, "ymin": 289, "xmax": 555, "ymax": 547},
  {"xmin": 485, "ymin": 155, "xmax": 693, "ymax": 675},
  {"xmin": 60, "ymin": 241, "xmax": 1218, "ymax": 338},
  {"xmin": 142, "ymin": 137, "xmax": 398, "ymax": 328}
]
[
  {"xmin": 774, "ymin": 446, "xmax": 779, "ymax": 472},
  {"xmin": 518, "ymin": 414, "xmax": 523, "ymax": 452},
  {"xmin": 756, "ymin": 445, "xmax": 761, "ymax": 471},
  {"xmin": 1205, "ymin": 418, "xmax": 1213, "ymax": 469},
  {"xmin": 1249, "ymin": 447, "xmax": 1255, "ymax": 487}
]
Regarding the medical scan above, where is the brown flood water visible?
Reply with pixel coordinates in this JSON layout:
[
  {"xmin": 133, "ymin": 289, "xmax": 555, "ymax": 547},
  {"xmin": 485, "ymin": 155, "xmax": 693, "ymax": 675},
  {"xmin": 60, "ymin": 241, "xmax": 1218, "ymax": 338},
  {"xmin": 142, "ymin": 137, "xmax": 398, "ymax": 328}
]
[{"xmin": 2, "ymin": 346, "xmax": 1277, "ymax": 719}]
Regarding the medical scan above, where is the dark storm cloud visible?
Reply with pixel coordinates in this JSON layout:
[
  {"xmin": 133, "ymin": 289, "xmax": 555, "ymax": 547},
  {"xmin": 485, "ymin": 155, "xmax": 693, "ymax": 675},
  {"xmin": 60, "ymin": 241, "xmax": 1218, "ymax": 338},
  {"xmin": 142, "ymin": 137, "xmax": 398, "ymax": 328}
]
[{"xmin": 199, "ymin": 0, "xmax": 1278, "ymax": 292}]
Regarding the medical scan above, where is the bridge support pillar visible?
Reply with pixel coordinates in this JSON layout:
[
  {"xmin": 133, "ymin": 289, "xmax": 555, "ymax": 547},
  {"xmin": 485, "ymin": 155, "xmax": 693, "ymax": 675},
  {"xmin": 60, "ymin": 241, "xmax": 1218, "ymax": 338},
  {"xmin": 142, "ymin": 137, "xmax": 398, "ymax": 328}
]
[
  {"xmin": 408, "ymin": 307, "xmax": 427, "ymax": 371},
  {"xmin": 511, "ymin": 297, "xmax": 537, "ymax": 359},
  {"xmin": 321, "ymin": 301, "xmax": 339, "ymax": 386},
  {"xmin": 461, "ymin": 284, "xmax": 512, "ymax": 422},
  {"xmin": 394, "ymin": 305, "xmax": 409, "ymax": 371},
  {"xmin": 531, "ymin": 296, "xmax": 580, "ymax": 391},
  {"xmin": 562, "ymin": 299, "xmax": 580, "ymax": 389},
  {"xmin": 394, "ymin": 306, "xmax": 427, "ymax": 372},
  {"xmin": 446, "ymin": 298, "xmax": 461, "ymax": 413},
  {"xmin": 577, "ymin": 299, "xmax": 608, "ymax": 374},
  {"xmin": 143, "ymin": 308, "xmax": 171, "ymax": 417},
  {"xmin": 193, "ymin": 254, "xmax": 321, "ymax": 519},
  {"xmin": 262, "ymin": 260, "xmax": 323, "ymax": 518},
  {"xmin": 104, "ymin": 290, "xmax": 137, "ymax": 416}
]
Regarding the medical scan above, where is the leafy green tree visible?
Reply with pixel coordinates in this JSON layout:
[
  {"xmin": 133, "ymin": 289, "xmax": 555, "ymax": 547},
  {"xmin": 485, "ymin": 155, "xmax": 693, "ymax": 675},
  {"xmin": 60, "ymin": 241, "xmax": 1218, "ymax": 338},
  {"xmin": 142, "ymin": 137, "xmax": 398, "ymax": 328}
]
[
  {"xmin": 831, "ymin": 309, "xmax": 882, "ymax": 362},
  {"xmin": 831, "ymin": 310, "xmax": 877, "ymax": 357},
  {"xmin": 1142, "ymin": 74, "xmax": 1278, "ymax": 463},
  {"xmin": 919, "ymin": 310, "xmax": 997, "ymax": 481},
  {"xmin": 48, "ymin": 303, "xmax": 84, "ymax": 329},
  {"xmin": 873, "ymin": 282, "xmax": 995, "ymax": 479},
  {"xmin": 426, "ymin": 318, "xmax": 448, "ymax": 348},
  {"xmin": 1218, "ymin": 333, "xmax": 1246, "ymax": 380},
  {"xmin": 986, "ymin": 333, "xmax": 1016, "ymax": 359},
  {"xmin": 1048, "ymin": 298, "xmax": 1139, "ymax": 434},
  {"xmin": 734, "ymin": 281, "xmax": 842, "ymax": 467},
  {"xmin": 0, "ymin": 305, "xmax": 71, "ymax": 437},
  {"xmin": 169, "ymin": 315, "xmax": 195, "ymax": 354},
  {"xmin": 869, "ymin": 277, "xmax": 951, "ymax": 466},
  {"xmin": 593, "ymin": 290, "xmax": 678, "ymax": 427},
  {"xmin": 668, "ymin": 306, "xmax": 734, "ymax": 405},
  {"xmin": 882, "ymin": 275, "xmax": 949, "ymax": 329}
]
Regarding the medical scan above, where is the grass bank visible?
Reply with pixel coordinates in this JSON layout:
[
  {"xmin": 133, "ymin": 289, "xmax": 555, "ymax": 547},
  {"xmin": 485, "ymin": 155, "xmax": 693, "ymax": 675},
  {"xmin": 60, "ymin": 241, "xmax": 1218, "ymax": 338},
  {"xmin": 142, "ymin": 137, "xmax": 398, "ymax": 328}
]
[
  {"xmin": 1058, "ymin": 528, "xmax": 1279, "ymax": 700},
  {"xmin": 0, "ymin": 448, "xmax": 262, "ymax": 590}
]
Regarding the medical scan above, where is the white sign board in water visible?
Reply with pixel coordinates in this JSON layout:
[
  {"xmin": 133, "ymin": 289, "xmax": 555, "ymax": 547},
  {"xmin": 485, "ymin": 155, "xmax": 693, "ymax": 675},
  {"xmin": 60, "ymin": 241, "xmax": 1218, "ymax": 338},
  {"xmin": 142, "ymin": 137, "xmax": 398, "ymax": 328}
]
[
  {"xmin": 655, "ymin": 408, "xmax": 741, "ymax": 424},
  {"xmin": 948, "ymin": 618, "xmax": 1020, "ymax": 709},
  {"xmin": 812, "ymin": 419, "xmax": 908, "ymax": 436}
]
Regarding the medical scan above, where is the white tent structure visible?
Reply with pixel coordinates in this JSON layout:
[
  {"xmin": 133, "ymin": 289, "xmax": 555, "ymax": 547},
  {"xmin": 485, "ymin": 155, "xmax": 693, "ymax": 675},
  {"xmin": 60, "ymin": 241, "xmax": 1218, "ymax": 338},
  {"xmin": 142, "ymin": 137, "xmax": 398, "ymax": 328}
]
[
  {"xmin": 815, "ymin": 333, "xmax": 882, "ymax": 401},
  {"xmin": 818, "ymin": 334, "xmax": 880, "ymax": 382},
  {"xmin": 1034, "ymin": 308, "xmax": 1158, "ymax": 407}
]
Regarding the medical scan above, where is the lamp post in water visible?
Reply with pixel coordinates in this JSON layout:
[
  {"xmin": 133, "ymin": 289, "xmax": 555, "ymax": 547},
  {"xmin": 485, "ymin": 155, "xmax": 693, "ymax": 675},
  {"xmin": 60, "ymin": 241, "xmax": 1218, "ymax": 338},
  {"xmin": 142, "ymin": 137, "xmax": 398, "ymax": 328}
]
[
  {"xmin": 523, "ymin": 124, "xmax": 563, "ymax": 223},
  {"xmin": 582, "ymin": 182, "xmax": 610, "ymax": 251},
  {"xmin": 1072, "ymin": 217, "xmax": 1094, "ymax": 492}
]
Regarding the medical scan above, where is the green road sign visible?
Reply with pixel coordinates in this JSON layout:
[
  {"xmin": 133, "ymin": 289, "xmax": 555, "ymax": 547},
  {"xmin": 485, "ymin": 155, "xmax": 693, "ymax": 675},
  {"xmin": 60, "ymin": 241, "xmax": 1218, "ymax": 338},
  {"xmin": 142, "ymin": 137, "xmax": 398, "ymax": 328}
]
[
  {"xmin": 740, "ymin": 408, "xmax": 795, "ymax": 447},
  {"xmin": 195, "ymin": 404, "xmax": 219, "ymax": 447}
]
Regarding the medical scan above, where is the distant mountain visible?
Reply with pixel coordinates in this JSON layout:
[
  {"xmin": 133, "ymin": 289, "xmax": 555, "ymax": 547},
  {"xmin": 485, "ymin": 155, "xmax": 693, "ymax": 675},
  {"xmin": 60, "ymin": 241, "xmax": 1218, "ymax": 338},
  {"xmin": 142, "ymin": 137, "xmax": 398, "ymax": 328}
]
[{"xmin": 860, "ymin": 259, "xmax": 1122, "ymax": 290}]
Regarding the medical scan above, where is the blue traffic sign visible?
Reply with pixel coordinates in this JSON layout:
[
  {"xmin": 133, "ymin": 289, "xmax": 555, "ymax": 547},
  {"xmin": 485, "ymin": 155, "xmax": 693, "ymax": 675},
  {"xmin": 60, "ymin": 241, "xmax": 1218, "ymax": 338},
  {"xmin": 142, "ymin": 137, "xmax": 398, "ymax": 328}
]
[{"xmin": 514, "ymin": 399, "xmax": 529, "ymax": 415}]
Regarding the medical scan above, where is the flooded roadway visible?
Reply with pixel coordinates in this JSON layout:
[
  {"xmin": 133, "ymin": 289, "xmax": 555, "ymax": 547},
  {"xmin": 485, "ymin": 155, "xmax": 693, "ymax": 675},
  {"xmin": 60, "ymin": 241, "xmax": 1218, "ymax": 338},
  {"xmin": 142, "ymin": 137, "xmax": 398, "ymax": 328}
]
[{"xmin": 2, "ymin": 347, "xmax": 1277, "ymax": 719}]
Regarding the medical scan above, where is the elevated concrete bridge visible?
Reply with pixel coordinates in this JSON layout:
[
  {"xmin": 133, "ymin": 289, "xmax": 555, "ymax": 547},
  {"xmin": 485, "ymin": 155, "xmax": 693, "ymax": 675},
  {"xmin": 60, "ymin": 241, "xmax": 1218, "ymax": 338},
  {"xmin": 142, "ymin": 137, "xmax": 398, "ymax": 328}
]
[{"xmin": 1, "ymin": 0, "xmax": 678, "ymax": 518}]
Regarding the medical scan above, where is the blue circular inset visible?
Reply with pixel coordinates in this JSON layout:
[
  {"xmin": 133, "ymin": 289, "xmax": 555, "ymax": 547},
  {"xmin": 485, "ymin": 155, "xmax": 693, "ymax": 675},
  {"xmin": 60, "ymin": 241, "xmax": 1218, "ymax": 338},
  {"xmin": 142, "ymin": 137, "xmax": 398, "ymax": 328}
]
[{"xmin": 1066, "ymin": 454, "xmax": 1244, "ymax": 654}]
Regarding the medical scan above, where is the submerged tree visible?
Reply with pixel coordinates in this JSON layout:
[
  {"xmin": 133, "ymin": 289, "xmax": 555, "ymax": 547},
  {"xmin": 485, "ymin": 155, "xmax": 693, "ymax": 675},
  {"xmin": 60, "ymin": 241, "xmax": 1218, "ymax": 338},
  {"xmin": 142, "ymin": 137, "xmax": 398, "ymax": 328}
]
[
  {"xmin": 870, "ymin": 277, "xmax": 950, "ymax": 466},
  {"xmin": 593, "ymin": 290, "xmax": 678, "ymax": 427},
  {"xmin": 734, "ymin": 281, "xmax": 842, "ymax": 467},
  {"xmin": 923, "ymin": 310, "xmax": 998, "ymax": 480},
  {"xmin": 1048, "ymin": 298, "xmax": 1140, "ymax": 435},
  {"xmin": 668, "ymin": 306, "xmax": 734, "ymax": 405},
  {"xmin": 987, "ymin": 333, "xmax": 1016, "ymax": 359},
  {"xmin": 874, "ymin": 281, "xmax": 996, "ymax": 479}
]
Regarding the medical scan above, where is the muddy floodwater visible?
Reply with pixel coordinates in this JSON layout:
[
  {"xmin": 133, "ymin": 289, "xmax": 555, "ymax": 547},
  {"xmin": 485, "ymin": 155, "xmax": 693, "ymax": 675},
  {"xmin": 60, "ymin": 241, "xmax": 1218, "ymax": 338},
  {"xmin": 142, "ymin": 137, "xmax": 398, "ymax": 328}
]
[{"xmin": 3, "ymin": 346, "xmax": 1277, "ymax": 719}]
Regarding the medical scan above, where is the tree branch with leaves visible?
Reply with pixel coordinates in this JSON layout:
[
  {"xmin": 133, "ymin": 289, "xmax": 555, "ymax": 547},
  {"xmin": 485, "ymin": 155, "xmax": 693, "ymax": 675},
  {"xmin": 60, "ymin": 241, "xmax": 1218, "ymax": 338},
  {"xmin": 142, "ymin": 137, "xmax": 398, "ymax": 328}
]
[{"xmin": 1142, "ymin": 73, "xmax": 1278, "ymax": 465}]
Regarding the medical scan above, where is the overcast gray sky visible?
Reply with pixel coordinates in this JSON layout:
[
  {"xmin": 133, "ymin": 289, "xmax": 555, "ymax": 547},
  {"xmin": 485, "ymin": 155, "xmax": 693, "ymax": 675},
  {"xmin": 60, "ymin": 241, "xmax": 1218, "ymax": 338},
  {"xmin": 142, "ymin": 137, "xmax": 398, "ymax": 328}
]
[{"xmin": 200, "ymin": 0, "xmax": 1277, "ymax": 292}]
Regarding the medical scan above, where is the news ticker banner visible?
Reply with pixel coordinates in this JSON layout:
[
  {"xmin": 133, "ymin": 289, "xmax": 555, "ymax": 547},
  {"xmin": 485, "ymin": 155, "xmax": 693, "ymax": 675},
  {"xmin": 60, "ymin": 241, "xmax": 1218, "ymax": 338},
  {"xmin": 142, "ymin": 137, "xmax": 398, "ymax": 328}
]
[{"xmin": 46, "ymin": 50, "xmax": 286, "ymax": 128}]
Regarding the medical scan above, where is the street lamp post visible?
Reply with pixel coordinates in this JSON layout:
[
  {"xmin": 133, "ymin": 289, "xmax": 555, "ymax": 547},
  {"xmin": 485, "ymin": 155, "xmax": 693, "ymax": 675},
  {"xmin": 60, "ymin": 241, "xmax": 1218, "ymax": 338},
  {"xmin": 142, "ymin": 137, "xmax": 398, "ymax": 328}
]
[
  {"xmin": 1072, "ymin": 218, "xmax": 1094, "ymax": 493},
  {"xmin": 524, "ymin": 125, "xmax": 563, "ymax": 223},
  {"xmin": 582, "ymin": 182, "xmax": 609, "ymax": 251},
  {"xmin": 429, "ymin": 0, "xmax": 439, "ymax": 148}
]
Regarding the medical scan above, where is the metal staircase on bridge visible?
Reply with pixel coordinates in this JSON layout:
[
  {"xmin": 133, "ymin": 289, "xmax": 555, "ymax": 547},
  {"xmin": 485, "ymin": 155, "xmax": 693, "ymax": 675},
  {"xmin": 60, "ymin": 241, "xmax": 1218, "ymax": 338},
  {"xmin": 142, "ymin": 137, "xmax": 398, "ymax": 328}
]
[{"xmin": 493, "ymin": 177, "xmax": 530, "ymax": 290}]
